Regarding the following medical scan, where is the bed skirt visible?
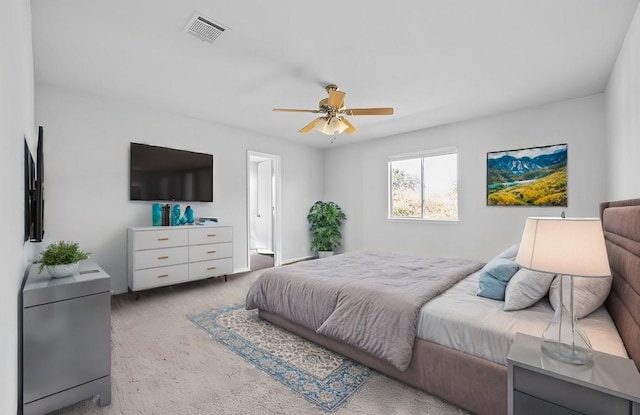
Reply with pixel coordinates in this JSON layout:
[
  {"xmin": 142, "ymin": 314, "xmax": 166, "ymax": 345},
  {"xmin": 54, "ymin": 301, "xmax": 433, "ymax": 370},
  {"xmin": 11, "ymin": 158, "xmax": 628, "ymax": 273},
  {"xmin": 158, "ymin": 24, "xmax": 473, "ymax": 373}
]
[{"xmin": 259, "ymin": 309, "xmax": 507, "ymax": 415}]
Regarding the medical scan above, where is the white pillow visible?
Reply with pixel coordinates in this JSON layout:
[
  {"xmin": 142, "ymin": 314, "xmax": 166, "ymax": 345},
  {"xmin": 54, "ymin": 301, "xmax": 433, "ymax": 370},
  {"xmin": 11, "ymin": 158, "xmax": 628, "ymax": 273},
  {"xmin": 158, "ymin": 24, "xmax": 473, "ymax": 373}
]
[
  {"xmin": 496, "ymin": 243, "xmax": 520, "ymax": 261},
  {"xmin": 504, "ymin": 269, "xmax": 556, "ymax": 311},
  {"xmin": 549, "ymin": 275, "xmax": 612, "ymax": 318}
]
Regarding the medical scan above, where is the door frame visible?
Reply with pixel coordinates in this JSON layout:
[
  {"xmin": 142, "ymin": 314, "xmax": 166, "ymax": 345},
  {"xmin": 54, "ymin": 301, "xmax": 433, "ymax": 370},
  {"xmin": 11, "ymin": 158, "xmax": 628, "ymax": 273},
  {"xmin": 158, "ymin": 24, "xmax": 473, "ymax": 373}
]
[{"xmin": 246, "ymin": 151, "xmax": 282, "ymax": 268}]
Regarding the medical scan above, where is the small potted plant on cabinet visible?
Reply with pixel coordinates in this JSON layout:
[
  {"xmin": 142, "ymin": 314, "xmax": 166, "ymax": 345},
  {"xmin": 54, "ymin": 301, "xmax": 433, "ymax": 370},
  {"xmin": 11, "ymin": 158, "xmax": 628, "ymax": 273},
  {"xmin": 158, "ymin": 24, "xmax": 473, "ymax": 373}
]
[
  {"xmin": 307, "ymin": 201, "xmax": 346, "ymax": 258},
  {"xmin": 38, "ymin": 241, "xmax": 89, "ymax": 278}
]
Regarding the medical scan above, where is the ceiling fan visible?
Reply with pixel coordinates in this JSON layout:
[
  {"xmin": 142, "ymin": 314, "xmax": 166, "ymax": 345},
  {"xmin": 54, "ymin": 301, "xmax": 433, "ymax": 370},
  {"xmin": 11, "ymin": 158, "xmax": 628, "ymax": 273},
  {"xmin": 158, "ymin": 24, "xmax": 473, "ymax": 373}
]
[{"xmin": 273, "ymin": 84, "xmax": 394, "ymax": 136}]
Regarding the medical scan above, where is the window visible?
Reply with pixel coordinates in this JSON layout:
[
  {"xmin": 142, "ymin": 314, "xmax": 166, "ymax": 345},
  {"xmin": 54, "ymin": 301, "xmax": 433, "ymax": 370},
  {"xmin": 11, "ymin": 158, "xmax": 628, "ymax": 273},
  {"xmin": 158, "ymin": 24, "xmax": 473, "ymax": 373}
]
[{"xmin": 389, "ymin": 148, "xmax": 458, "ymax": 221}]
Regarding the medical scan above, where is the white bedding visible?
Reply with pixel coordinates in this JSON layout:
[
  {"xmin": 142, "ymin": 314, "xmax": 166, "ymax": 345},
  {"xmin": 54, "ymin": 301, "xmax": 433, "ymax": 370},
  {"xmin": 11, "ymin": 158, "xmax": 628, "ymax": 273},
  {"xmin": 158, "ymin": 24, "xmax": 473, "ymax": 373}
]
[{"xmin": 416, "ymin": 271, "xmax": 628, "ymax": 366}]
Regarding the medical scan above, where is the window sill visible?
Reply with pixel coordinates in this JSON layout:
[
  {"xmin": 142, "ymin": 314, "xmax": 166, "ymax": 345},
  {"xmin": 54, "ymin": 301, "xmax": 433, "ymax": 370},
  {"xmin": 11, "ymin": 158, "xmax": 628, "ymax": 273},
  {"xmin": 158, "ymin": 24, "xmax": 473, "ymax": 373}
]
[{"xmin": 387, "ymin": 217, "xmax": 459, "ymax": 224}]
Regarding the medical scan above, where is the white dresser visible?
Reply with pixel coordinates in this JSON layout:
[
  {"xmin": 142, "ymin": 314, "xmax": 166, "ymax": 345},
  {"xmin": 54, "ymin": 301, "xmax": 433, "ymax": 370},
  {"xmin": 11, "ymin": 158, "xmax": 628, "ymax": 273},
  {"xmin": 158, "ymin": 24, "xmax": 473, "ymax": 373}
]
[{"xmin": 127, "ymin": 226, "xmax": 233, "ymax": 292}]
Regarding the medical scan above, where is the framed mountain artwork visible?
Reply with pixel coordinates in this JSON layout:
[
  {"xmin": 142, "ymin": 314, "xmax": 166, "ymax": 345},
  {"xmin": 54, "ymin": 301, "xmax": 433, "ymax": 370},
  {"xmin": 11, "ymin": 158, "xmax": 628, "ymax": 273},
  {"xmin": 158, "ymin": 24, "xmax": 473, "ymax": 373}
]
[{"xmin": 486, "ymin": 143, "xmax": 567, "ymax": 206}]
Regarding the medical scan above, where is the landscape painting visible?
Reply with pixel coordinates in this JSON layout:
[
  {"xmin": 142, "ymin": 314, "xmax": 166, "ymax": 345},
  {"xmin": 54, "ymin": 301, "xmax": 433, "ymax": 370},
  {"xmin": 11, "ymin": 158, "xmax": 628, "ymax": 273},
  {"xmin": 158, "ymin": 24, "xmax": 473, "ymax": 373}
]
[{"xmin": 487, "ymin": 143, "xmax": 567, "ymax": 206}]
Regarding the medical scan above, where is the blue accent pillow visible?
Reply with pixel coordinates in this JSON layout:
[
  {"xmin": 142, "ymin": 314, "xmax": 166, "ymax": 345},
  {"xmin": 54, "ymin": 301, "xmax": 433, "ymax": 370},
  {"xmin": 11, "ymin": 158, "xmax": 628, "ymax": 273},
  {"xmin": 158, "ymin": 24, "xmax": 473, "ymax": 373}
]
[
  {"xmin": 477, "ymin": 258, "xmax": 520, "ymax": 300},
  {"xmin": 496, "ymin": 243, "xmax": 520, "ymax": 261}
]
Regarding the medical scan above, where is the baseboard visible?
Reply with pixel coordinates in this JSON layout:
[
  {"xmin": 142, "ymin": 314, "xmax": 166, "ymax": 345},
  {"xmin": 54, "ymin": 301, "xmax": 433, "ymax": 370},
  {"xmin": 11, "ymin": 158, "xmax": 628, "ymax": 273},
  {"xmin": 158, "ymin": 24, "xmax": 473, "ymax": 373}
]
[{"xmin": 233, "ymin": 267, "xmax": 251, "ymax": 274}]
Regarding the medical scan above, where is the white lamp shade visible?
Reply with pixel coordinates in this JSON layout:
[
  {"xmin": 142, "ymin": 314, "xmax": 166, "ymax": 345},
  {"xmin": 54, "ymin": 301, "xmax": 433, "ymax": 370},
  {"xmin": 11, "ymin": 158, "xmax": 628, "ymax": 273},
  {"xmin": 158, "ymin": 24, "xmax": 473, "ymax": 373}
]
[
  {"xmin": 316, "ymin": 116, "xmax": 348, "ymax": 135},
  {"xmin": 515, "ymin": 217, "xmax": 611, "ymax": 277}
]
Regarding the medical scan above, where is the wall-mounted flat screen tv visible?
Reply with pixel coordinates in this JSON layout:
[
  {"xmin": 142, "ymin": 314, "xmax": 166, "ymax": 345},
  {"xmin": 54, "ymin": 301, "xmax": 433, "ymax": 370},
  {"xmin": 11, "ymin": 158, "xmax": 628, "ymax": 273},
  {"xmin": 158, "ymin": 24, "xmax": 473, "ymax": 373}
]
[
  {"xmin": 130, "ymin": 143, "xmax": 213, "ymax": 202},
  {"xmin": 24, "ymin": 127, "xmax": 45, "ymax": 242}
]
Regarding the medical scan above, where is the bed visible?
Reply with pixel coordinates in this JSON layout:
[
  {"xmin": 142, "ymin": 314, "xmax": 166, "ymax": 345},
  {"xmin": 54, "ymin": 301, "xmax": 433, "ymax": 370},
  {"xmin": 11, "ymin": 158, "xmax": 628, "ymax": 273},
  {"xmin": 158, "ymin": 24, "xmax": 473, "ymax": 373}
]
[{"xmin": 245, "ymin": 198, "xmax": 640, "ymax": 415}]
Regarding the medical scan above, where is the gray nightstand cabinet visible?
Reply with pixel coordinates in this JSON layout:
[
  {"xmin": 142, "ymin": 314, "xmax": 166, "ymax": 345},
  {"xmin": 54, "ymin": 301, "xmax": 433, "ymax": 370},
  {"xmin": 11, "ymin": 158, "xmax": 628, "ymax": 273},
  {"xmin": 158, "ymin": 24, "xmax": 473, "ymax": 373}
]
[
  {"xmin": 21, "ymin": 260, "xmax": 111, "ymax": 415},
  {"xmin": 507, "ymin": 333, "xmax": 640, "ymax": 415}
]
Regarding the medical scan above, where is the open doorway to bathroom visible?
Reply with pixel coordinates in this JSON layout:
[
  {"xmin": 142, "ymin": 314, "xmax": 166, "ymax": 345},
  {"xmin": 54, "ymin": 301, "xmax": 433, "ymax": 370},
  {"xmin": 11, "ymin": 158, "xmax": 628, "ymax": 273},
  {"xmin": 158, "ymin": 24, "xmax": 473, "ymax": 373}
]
[{"xmin": 247, "ymin": 151, "xmax": 281, "ymax": 271}]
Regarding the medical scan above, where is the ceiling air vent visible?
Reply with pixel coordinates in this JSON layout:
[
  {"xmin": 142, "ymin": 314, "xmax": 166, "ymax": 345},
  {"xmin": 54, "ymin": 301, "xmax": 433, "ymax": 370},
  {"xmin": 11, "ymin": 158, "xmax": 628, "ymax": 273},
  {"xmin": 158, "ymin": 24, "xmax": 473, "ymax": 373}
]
[{"xmin": 183, "ymin": 12, "xmax": 227, "ymax": 43}]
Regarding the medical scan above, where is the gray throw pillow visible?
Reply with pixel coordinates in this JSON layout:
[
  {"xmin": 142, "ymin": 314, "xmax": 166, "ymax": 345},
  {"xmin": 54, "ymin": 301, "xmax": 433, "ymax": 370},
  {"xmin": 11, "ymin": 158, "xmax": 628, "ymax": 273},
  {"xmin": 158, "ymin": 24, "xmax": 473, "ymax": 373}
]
[{"xmin": 548, "ymin": 275, "xmax": 612, "ymax": 318}]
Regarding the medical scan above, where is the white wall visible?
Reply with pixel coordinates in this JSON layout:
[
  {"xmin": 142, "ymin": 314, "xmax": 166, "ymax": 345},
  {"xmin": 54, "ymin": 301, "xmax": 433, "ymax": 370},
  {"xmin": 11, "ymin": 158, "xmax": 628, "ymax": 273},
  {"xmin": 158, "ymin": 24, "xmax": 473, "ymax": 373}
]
[
  {"xmin": 325, "ymin": 95, "xmax": 607, "ymax": 262},
  {"xmin": 0, "ymin": 0, "xmax": 35, "ymax": 412},
  {"xmin": 35, "ymin": 84, "xmax": 323, "ymax": 293},
  {"xmin": 606, "ymin": 2, "xmax": 640, "ymax": 201}
]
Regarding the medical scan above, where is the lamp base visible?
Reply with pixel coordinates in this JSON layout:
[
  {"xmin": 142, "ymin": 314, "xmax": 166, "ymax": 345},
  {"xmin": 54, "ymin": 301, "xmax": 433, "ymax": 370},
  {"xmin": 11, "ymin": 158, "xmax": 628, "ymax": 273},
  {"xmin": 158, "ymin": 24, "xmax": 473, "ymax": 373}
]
[
  {"xmin": 541, "ymin": 275, "xmax": 593, "ymax": 365},
  {"xmin": 541, "ymin": 339, "xmax": 593, "ymax": 365}
]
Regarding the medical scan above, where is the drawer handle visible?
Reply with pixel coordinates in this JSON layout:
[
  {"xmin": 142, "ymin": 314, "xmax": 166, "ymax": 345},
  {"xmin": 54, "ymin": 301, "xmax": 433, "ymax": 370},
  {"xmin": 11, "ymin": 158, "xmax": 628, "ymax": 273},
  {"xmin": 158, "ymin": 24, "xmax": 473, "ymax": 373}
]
[
  {"xmin": 158, "ymin": 256, "xmax": 169, "ymax": 260},
  {"xmin": 207, "ymin": 250, "xmax": 217, "ymax": 254},
  {"xmin": 207, "ymin": 234, "xmax": 217, "ymax": 237},
  {"xmin": 157, "ymin": 237, "xmax": 169, "ymax": 241},
  {"xmin": 207, "ymin": 266, "xmax": 217, "ymax": 270},
  {"xmin": 158, "ymin": 274, "xmax": 169, "ymax": 278}
]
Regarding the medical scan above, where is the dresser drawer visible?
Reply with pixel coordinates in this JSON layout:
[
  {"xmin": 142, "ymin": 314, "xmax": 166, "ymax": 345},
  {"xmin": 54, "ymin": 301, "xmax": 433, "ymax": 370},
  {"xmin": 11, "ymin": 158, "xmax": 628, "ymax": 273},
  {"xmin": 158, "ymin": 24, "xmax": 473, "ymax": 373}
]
[
  {"xmin": 131, "ymin": 264, "xmax": 188, "ymax": 290},
  {"xmin": 189, "ymin": 227, "xmax": 232, "ymax": 245},
  {"xmin": 189, "ymin": 258, "xmax": 233, "ymax": 280},
  {"xmin": 134, "ymin": 229, "xmax": 188, "ymax": 250},
  {"xmin": 134, "ymin": 247, "xmax": 188, "ymax": 270},
  {"xmin": 189, "ymin": 242, "xmax": 232, "ymax": 263}
]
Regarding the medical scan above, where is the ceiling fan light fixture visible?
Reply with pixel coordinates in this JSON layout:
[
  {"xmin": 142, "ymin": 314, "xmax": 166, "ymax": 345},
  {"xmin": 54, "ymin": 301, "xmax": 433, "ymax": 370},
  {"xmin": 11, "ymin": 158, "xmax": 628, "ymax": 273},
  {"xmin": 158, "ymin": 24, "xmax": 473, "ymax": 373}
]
[
  {"xmin": 273, "ymin": 84, "xmax": 393, "ymax": 137},
  {"xmin": 316, "ymin": 116, "xmax": 349, "ymax": 135}
]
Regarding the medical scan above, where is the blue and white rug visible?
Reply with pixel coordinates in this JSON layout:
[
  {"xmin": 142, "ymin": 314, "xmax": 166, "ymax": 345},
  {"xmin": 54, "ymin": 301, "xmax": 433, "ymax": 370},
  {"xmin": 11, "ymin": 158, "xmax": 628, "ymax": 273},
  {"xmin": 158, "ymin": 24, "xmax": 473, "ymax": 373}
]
[{"xmin": 188, "ymin": 304, "xmax": 371, "ymax": 412}]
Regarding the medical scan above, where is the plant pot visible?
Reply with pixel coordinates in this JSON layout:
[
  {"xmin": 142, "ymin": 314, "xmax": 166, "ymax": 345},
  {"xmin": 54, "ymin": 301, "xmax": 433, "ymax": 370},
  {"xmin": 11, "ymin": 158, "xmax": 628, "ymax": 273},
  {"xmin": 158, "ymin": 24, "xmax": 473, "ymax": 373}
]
[
  {"xmin": 317, "ymin": 251, "xmax": 334, "ymax": 259},
  {"xmin": 46, "ymin": 262, "xmax": 80, "ymax": 278}
]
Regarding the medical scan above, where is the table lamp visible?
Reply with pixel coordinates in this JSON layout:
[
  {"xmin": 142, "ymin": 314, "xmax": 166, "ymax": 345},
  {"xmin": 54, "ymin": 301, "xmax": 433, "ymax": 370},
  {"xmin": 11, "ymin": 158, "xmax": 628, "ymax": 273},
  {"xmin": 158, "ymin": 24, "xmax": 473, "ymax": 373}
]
[{"xmin": 515, "ymin": 217, "xmax": 611, "ymax": 365}]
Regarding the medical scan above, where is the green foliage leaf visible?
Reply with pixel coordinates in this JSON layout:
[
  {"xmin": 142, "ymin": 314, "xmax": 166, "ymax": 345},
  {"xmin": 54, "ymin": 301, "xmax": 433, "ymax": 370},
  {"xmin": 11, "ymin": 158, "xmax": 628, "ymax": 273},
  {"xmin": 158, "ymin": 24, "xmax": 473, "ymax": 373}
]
[
  {"xmin": 307, "ymin": 201, "xmax": 346, "ymax": 251},
  {"xmin": 392, "ymin": 168, "xmax": 420, "ymax": 192},
  {"xmin": 38, "ymin": 241, "xmax": 89, "ymax": 272}
]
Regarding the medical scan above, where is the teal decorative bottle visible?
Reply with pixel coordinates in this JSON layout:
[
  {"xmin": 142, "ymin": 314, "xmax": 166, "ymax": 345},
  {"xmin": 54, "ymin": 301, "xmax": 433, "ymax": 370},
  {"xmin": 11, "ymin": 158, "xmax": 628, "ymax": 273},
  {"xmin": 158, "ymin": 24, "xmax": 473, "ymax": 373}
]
[
  {"xmin": 152, "ymin": 203, "xmax": 162, "ymax": 226},
  {"xmin": 171, "ymin": 204, "xmax": 181, "ymax": 226},
  {"xmin": 185, "ymin": 206, "xmax": 194, "ymax": 224}
]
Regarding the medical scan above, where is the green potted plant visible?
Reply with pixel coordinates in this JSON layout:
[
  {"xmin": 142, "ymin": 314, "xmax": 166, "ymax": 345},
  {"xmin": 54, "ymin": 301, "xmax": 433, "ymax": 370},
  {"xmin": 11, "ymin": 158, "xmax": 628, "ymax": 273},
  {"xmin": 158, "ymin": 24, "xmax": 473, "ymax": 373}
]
[
  {"xmin": 38, "ymin": 241, "xmax": 89, "ymax": 278},
  {"xmin": 307, "ymin": 201, "xmax": 346, "ymax": 258}
]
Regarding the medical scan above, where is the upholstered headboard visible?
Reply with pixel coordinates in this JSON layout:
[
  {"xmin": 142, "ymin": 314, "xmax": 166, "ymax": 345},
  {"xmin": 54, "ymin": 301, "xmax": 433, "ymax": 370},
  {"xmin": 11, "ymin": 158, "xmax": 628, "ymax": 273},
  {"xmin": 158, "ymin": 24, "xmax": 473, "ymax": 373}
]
[{"xmin": 600, "ymin": 199, "xmax": 640, "ymax": 369}]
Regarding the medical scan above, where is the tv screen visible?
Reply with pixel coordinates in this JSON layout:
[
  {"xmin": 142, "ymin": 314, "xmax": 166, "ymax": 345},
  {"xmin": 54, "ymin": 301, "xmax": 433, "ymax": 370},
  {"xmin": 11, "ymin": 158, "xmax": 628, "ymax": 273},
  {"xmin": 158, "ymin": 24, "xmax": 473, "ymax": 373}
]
[{"xmin": 129, "ymin": 143, "xmax": 213, "ymax": 202}]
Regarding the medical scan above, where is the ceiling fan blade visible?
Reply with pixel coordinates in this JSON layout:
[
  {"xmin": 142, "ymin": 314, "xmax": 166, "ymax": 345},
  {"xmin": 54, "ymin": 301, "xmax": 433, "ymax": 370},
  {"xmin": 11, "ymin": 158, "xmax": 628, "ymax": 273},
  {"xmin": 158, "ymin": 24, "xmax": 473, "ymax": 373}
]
[
  {"xmin": 341, "ymin": 118, "xmax": 358, "ymax": 135},
  {"xmin": 344, "ymin": 108, "xmax": 394, "ymax": 116},
  {"xmin": 327, "ymin": 90, "xmax": 346, "ymax": 108},
  {"xmin": 299, "ymin": 117, "xmax": 324, "ymax": 133},
  {"xmin": 273, "ymin": 108, "xmax": 319, "ymax": 113}
]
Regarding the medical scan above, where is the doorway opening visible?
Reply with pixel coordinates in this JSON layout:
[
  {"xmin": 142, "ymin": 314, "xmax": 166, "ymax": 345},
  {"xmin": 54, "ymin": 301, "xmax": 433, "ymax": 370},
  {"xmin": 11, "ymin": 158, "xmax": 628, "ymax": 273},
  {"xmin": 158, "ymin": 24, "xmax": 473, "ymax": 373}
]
[{"xmin": 247, "ymin": 151, "xmax": 281, "ymax": 271}]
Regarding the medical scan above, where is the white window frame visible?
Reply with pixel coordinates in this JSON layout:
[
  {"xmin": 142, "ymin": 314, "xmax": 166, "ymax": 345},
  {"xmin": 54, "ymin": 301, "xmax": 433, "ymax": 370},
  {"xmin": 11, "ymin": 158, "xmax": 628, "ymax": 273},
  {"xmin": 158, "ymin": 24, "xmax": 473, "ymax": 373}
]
[{"xmin": 388, "ymin": 147, "xmax": 459, "ymax": 223}]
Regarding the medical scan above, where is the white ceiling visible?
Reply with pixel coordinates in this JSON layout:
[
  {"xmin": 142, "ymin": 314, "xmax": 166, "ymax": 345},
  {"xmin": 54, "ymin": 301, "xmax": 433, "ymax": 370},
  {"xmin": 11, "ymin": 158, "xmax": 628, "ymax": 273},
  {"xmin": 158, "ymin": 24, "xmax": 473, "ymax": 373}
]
[{"xmin": 30, "ymin": 0, "xmax": 639, "ymax": 148}]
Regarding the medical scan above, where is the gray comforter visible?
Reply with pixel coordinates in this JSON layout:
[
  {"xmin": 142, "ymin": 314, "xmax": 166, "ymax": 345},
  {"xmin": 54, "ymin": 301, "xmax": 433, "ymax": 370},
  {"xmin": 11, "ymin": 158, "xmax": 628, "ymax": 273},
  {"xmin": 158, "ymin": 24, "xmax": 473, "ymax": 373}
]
[{"xmin": 245, "ymin": 251, "xmax": 484, "ymax": 371}]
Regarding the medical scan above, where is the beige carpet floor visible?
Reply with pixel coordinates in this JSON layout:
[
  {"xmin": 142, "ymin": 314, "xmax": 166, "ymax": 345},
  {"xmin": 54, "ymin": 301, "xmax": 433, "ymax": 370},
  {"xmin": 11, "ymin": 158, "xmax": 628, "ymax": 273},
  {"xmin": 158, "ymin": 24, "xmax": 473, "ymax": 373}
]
[{"xmin": 52, "ymin": 270, "xmax": 470, "ymax": 415}]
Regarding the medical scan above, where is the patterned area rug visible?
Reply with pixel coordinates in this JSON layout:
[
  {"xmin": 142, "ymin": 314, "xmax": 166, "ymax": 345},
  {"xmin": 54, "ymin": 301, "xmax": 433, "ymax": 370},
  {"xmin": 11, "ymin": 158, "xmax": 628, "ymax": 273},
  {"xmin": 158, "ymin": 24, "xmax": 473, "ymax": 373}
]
[{"xmin": 188, "ymin": 304, "xmax": 371, "ymax": 412}]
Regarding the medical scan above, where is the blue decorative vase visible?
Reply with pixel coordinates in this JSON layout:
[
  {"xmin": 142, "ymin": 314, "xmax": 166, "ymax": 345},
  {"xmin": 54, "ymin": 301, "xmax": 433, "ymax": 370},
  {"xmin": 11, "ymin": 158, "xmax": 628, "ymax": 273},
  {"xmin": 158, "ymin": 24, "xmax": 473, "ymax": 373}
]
[
  {"xmin": 185, "ymin": 206, "xmax": 194, "ymax": 224},
  {"xmin": 152, "ymin": 203, "xmax": 162, "ymax": 226},
  {"xmin": 171, "ymin": 204, "xmax": 181, "ymax": 226}
]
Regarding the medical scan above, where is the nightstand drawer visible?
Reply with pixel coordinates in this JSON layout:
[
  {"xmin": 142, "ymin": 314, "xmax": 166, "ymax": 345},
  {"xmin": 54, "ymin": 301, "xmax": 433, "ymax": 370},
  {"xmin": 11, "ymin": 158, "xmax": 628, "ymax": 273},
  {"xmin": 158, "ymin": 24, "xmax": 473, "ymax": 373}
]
[
  {"xmin": 513, "ymin": 391, "xmax": 582, "ymax": 415},
  {"xmin": 514, "ymin": 366, "xmax": 630, "ymax": 415}
]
